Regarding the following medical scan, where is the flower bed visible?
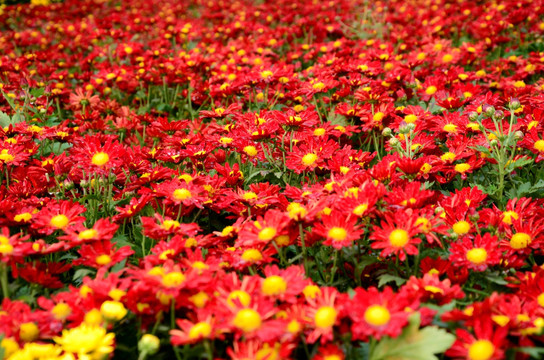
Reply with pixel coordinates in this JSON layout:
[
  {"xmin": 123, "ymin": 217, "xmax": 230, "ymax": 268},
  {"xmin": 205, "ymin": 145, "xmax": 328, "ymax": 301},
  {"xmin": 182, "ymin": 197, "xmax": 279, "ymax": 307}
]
[{"xmin": 1, "ymin": 0, "xmax": 544, "ymax": 359}]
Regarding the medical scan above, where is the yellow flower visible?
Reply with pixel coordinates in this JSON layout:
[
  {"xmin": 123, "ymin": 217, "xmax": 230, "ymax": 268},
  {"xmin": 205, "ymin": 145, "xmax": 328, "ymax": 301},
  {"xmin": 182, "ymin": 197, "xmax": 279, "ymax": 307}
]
[{"xmin": 54, "ymin": 323, "xmax": 115, "ymax": 360}]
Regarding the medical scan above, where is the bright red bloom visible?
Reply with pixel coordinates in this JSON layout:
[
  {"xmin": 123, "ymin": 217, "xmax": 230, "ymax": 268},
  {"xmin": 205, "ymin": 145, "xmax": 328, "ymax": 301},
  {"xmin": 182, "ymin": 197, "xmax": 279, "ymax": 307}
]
[
  {"xmin": 349, "ymin": 286, "xmax": 412, "ymax": 340},
  {"xmin": 73, "ymin": 240, "xmax": 134, "ymax": 269},
  {"xmin": 31, "ymin": 200, "xmax": 86, "ymax": 235},
  {"xmin": 446, "ymin": 316, "xmax": 509, "ymax": 360},
  {"xmin": 312, "ymin": 211, "xmax": 364, "ymax": 249},
  {"xmin": 404, "ymin": 273, "xmax": 465, "ymax": 305},
  {"xmin": 369, "ymin": 210, "xmax": 422, "ymax": 261},
  {"xmin": 304, "ymin": 287, "xmax": 344, "ymax": 344},
  {"xmin": 449, "ymin": 233, "xmax": 502, "ymax": 271}
]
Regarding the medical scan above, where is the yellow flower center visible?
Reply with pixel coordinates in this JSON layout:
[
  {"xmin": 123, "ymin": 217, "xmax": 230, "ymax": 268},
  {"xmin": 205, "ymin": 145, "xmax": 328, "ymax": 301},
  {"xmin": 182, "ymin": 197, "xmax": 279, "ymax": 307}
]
[
  {"xmin": 502, "ymin": 211, "xmax": 519, "ymax": 225},
  {"xmin": 466, "ymin": 248, "xmax": 488, "ymax": 265},
  {"xmin": 261, "ymin": 70, "xmax": 273, "ymax": 79},
  {"xmin": 0, "ymin": 244, "xmax": 13, "ymax": 255},
  {"xmin": 405, "ymin": 114, "xmax": 418, "ymax": 123},
  {"xmin": 537, "ymin": 293, "xmax": 544, "ymax": 307},
  {"xmin": 243, "ymin": 191, "xmax": 258, "ymax": 201},
  {"xmin": 415, "ymin": 217, "xmax": 431, "ymax": 233},
  {"xmin": 364, "ymin": 305, "xmax": 391, "ymax": 326},
  {"xmin": 0, "ymin": 149, "xmax": 14, "ymax": 163},
  {"xmin": 534, "ymin": 140, "xmax": 544, "ymax": 152},
  {"xmin": 373, "ymin": 112, "xmax": 385, "ymax": 123},
  {"xmin": 19, "ymin": 322, "xmax": 40, "ymax": 342},
  {"xmin": 91, "ymin": 152, "xmax": 110, "ymax": 167},
  {"xmin": 389, "ymin": 229, "xmax": 409, "ymax": 247},
  {"xmin": 303, "ymin": 284, "xmax": 321, "ymax": 299},
  {"xmin": 353, "ymin": 204, "xmax": 369, "ymax": 216},
  {"xmin": 241, "ymin": 249, "xmax": 263, "ymax": 262},
  {"xmin": 95, "ymin": 254, "xmax": 112, "ymax": 265},
  {"xmin": 468, "ymin": 340, "xmax": 495, "ymax": 360},
  {"xmin": 314, "ymin": 306, "xmax": 337, "ymax": 328},
  {"xmin": 244, "ymin": 145, "xmax": 258, "ymax": 156},
  {"xmin": 188, "ymin": 322, "xmax": 212, "ymax": 339},
  {"xmin": 441, "ymin": 152, "xmax": 456, "ymax": 162},
  {"xmin": 302, "ymin": 153, "xmax": 318, "ymax": 166},
  {"xmin": 314, "ymin": 128, "xmax": 326, "ymax": 136},
  {"xmin": 162, "ymin": 272, "xmax": 186, "ymax": 287},
  {"xmin": 312, "ymin": 82, "xmax": 325, "ymax": 91},
  {"xmin": 172, "ymin": 188, "xmax": 192, "ymax": 201},
  {"xmin": 161, "ymin": 219, "xmax": 180, "ymax": 230},
  {"xmin": 227, "ymin": 290, "xmax": 251, "ymax": 308},
  {"xmin": 262, "ymin": 276, "xmax": 287, "ymax": 295},
  {"xmin": 442, "ymin": 54, "xmax": 453, "ymax": 63},
  {"xmin": 258, "ymin": 227, "xmax": 277, "ymax": 242},
  {"xmin": 328, "ymin": 227, "xmax": 347, "ymax": 242},
  {"xmin": 233, "ymin": 309, "xmax": 262, "ymax": 332},
  {"xmin": 14, "ymin": 212, "xmax": 32, "ymax": 222},
  {"xmin": 455, "ymin": 163, "xmax": 471, "ymax": 173},
  {"xmin": 452, "ymin": 220, "xmax": 471, "ymax": 235},
  {"xmin": 425, "ymin": 85, "xmax": 437, "ymax": 95},
  {"xmin": 443, "ymin": 123, "xmax": 457, "ymax": 133},
  {"xmin": 50, "ymin": 214, "xmax": 69, "ymax": 229},
  {"xmin": 78, "ymin": 229, "xmax": 98, "ymax": 240},
  {"xmin": 510, "ymin": 232, "xmax": 532, "ymax": 249}
]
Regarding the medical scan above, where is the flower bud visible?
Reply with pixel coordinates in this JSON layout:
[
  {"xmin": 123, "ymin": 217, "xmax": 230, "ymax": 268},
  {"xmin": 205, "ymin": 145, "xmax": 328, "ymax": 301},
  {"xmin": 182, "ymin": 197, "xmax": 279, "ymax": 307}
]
[
  {"xmin": 100, "ymin": 301, "xmax": 128, "ymax": 322},
  {"xmin": 381, "ymin": 127, "xmax": 392, "ymax": 137},
  {"xmin": 468, "ymin": 112, "xmax": 479, "ymax": 121},
  {"xmin": 388, "ymin": 138, "xmax": 400, "ymax": 147},
  {"xmin": 514, "ymin": 130, "xmax": 524, "ymax": 140},
  {"xmin": 509, "ymin": 98, "xmax": 521, "ymax": 110},
  {"xmin": 138, "ymin": 334, "xmax": 160, "ymax": 355},
  {"xmin": 483, "ymin": 104, "xmax": 495, "ymax": 117},
  {"xmin": 63, "ymin": 181, "xmax": 74, "ymax": 191},
  {"xmin": 492, "ymin": 110, "xmax": 504, "ymax": 121},
  {"xmin": 398, "ymin": 124, "xmax": 410, "ymax": 134}
]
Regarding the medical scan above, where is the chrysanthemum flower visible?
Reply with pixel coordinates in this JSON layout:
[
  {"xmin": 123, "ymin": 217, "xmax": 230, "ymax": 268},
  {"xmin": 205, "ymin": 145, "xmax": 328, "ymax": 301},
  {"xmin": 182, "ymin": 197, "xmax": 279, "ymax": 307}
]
[
  {"xmin": 313, "ymin": 211, "xmax": 364, "ymax": 249},
  {"xmin": 369, "ymin": 210, "xmax": 421, "ymax": 261},
  {"xmin": 54, "ymin": 323, "xmax": 115, "ymax": 359},
  {"xmin": 349, "ymin": 286, "xmax": 411, "ymax": 340},
  {"xmin": 449, "ymin": 233, "xmax": 501, "ymax": 271}
]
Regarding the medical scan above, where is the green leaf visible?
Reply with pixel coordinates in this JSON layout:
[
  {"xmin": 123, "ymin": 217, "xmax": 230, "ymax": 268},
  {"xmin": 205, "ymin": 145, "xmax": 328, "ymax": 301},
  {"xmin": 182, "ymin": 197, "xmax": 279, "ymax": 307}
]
[
  {"xmin": 505, "ymin": 157, "xmax": 533, "ymax": 173},
  {"xmin": 370, "ymin": 313, "xmax": 456, "ymax": 360},
  {"xmin": 0, "ymin": 335, "xmax": 4, "ymax": 360},
  {"xmin": 516, "ymin": 346, "xmax": 544, "ymax": 358},
  {"xmin": 30, "ymin": 87, "xmax": 45, "ymax": 98},
  {"xmin": 0, "ymin": 112, "xmax": 11, "ymax": 127},
  {"xmin": 378, "ymin": 274, "xmax": 407, "ymax": 288},
  {"xmin": 73, "ymin": 268, "xmax": 94, "ymax": 284},
  {"xmin": 485, "ymin": 272, "xmax": 508, "ymax": 285}
]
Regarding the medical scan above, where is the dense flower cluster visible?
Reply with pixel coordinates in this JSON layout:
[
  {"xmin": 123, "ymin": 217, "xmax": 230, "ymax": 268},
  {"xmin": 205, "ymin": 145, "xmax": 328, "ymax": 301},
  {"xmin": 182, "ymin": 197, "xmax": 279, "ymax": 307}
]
[{"xmin": 1, "ymin": 0, "xmax": 544, "ymax": 359}]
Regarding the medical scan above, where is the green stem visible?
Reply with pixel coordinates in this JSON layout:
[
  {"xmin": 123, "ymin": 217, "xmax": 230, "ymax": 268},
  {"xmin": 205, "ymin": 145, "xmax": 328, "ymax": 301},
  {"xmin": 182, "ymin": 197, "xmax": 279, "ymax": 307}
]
[
  {"xmin": 329, "ymin": 250, "xmax": 339, "ymax": 285},
  {"xmin": 171, "ymin": 301, "xmax": 183, "ymax": 360},
  {"xmin": 299, "ymin": 223, "xmax": 309, "ymax": 275},
  {"xmin": 0, "ymin": 263, "xmax": 9, "ymax": 299}
]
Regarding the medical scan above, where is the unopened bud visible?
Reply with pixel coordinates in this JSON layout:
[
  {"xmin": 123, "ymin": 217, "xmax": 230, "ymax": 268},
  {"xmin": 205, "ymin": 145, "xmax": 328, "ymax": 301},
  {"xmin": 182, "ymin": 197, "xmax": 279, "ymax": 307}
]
[
  {"xmin": 381, "ymin": 127, "xmax": 392, "ymax": 137},
  {"xmin": 509, "ymin": 98, "xmax": 521, "ymax": 110},
  {"xmin": 514, "ymin": 130, "xmax": 524, "ymax": 140},
  {"xmin": 468, "ymin": 112, "xmax": 479, "ymax": 121},
  {"xmin": 138, "ymin": 334, "xmax": 160, "ymax": 355},
  {"xmin": 483, "ymin": 104, "xmax": 495, "ymax": 117},
  {"xmin": 492, "ymin": 110, "xmax": 504, "ymax": 121},
  {"xmin": 389, "ymin": 138, "xmax": 400, "ymax": 147}
]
